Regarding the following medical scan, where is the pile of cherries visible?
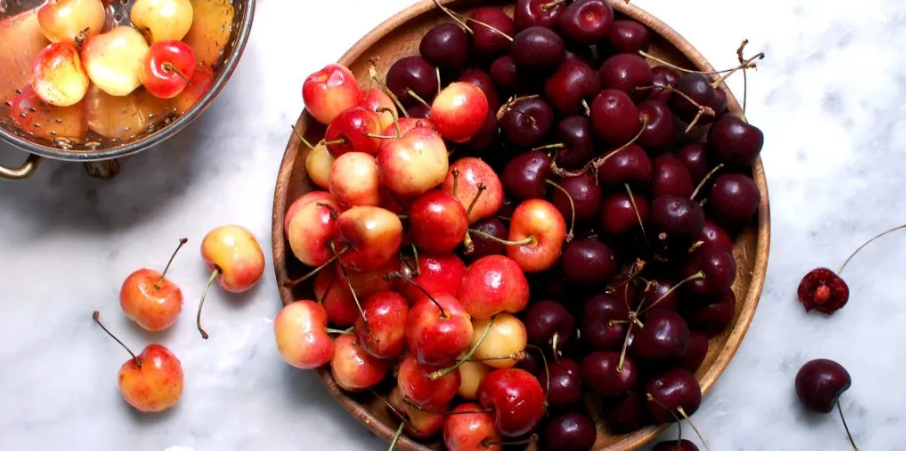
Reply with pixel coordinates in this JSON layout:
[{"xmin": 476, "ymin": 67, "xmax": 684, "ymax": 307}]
[{"xmin": 276, "ymin": 0, "xmax": 766, "ymax": 450}]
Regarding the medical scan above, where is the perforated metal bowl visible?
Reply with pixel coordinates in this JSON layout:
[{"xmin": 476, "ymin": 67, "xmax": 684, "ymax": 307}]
[{"xmin": 0, "ymin": 0, "xmax": 255, "ymax": 179}]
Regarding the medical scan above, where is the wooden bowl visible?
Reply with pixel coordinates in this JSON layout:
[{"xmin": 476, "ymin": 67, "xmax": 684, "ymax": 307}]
[{"xmin": 272, "ymin": 1, "xmax": 771, "ymax": 450}]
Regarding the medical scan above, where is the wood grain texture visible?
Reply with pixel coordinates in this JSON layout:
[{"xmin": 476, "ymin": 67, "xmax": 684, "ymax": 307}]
[{"xmin": 271, "ymin": 1, "xmax": 771, "ymax": 450}]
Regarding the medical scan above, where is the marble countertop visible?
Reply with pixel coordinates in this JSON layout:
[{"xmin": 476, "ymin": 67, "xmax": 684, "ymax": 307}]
[{"xmin": 2, "ymin": 0, "xmax": 905, "ymax": 450}]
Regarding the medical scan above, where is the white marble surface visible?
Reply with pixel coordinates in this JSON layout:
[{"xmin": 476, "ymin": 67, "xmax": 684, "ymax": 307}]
[{"xmin": 2, "ymin": 0, "xmax": 906, "ymax": 450}]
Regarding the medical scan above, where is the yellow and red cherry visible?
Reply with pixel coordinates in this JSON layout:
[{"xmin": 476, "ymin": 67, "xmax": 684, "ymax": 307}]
[
  {"xmin": 330, "ymin": 333, "xmax": 388, "ymax": 392},
  {"xmin": 355, "ymin": 291, "xmax": 409, "ymax": 360},
  {"xmin": 303, "ymin": 63, "xmax": 359, "ymax": 125},
  {"xmin": 409, "ymin": 190, "xmax": 469, "ymax": 254},
  {"xmin": 407, "ymin": 292, "xmax": 474, "ymax": 366},
  {"xmin": 470, "ymin": 313, "xmax": 528, "ymax": 369},
  {"xmin": 173, "ymin": 63, "xmax": 213, "ymax": 114},
  {"xmin": 430, "ymin": 82, "xmax": 489, "ymax": 143},
  {"xmin": 459, "ymin": 255, "xmax": 529, "ymax": 320},
  {"xmin": 140, "ymin": 40, "xmax": 197, "ymax": 99},
  {"xmin": 477, "ymin": 368, "xmax": 546, "ymax": 437},
  {"xmin": 130, "ymin": 0, "xmax": 194, "ymax": 43},
  {"xmin": 443, "ymin": 402, "xmax": 503, "ymax": 451},
  {"xmin": 357, "ymin": 87, "xmax": 397, "ymax": 132},
  {"xmin": 81, "ymin": 26, "xmax": 150, "ymax": 97},
  {"xmin": 324, "ymin": 106, "xmax": 384, "ymax": 157},
  {"xmin": 329, "ymin": 152, "xmax": 381, "ymax": 209},
  {"xmin": 283, "ymin": 190, "xmax": 333, "ymax": 234},
  {"xmin": 398, "ymin": 253, "xmax": 467, "ymax": 304},
  {"xmin": 441, "ymin": 158, "xmax": 504, "ymax": 224},
  {"xmin": 506, "ymin": 199, "xmax": 567, "ymax": 273},
  {"xmin": 37, "ymin": 0, "xmax": 105, "ymax": 44},
  {"xmin": 197, "ymin": 225, "xmax": 265, "ymax": 339},
  {"xmin": 377, "ymin": 126, "xmax": 450, "ymax": 197},
  {"xmin": 458, "ymin": 361, "xmax": 494, "ymax": 399},
  {"xmin": 119, "ymin": 238, "xmax": 188, "ymax": 332},
  {"xmin": 304, "ymin": 142, "xmax": 334, "ymax": 190},
  {"xmin": 31, "ymin": 42, "xmax": 89, "ymax": 107},
  {"xmin": 398, "ymin": 353, "xmax": 461, "ymax": 408},
  {"xmin": 274, "ymin": 300, "xmax": 335, "ymax": 369},
  {"xmin": 336, "ymin": 206, "xmax": 403, "ymax": 273},
  {"xmin": 286, "ymin": 198, "xmax": 340, "ymax": 268},
  {"xmin": 388, "ymin": 387, "xmax": 447, "ymax": 440},
  {"xmin": 92, "ymin": 312, "xmax": 183, "ymax": 413}
]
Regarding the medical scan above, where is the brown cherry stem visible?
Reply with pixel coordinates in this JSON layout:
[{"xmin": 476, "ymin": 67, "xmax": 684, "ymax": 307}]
[
  {"xmin": 532, "ymin": 143, "xmax": 566, "ymax": 152},
  {"xmin": 581, "ymin": 116, "xmax": 650, "ymax": 174},
  {"xmin": 315, "ymin": 272, "xmax": 336, "ymax": 303},
  {"xmin": 711, "ymin": 51, "xmax": 765, "ymax": 90},
  {"xmin": 161, "ymin": 62, "xmax": 188, "ymax": 82},
  {"xmin": 625, "ymin": 183, "xmax": 651, "ymax": 248},
  {"xmin": 290, "ymin": 125, "xmax": 317, "ymax": 151},
  {"xmin": 336, "ymin": 258, "xmax": 374, "ymax": 339},
  {"xmin": 369, "ymin": 65, "xmax": 410, "ymax": 118},
  {"xmin": 690, "ymin": 163, "xmax": 725, "ymax": 200},
  {"xmin": 451, "ymin": 168, "xmax": 460, "ymax": 198},
  {"xmin": 325, "ymin": 327, "xmax": 354, "ymax": 335},
  {"xmin": 616, "ymin": 320, "xmax": 635, "ymax": 372},
  {"xmin": 466, "ymin": 351, "xmax": 526, "ymax": 362},
  {"xmin": 638, "ymin": 50, "xmax": 740, "ymax": 75},
  {"xmin": 467, "ymin": 17, "xmax": 514, "ymax": 42},
  {"xmin": 403, "ymin": 397, "xmax": 493, "ymax": 415},
  {"xmin": 737, "ymin": 40, "xmax": 750, "ymax": 121},
  {"xmin": 636, "ymin": 85, "xmax": 715, "ymax": 132},
  {"xmin": 462, "ymin": 183, "xmax": 487, "ymax": 253},
  {"xmin": 155, "ymin": 237, "xmax": 188, "ymax": 289},
  {"xmin": 545, "ymin": 179, "xmax": 575, "ymax": 242},
  {"xmin": 836, "ymin": 398, "xmax": 863, "ymax": 451},
  {"xmin": 639, "ymin": 271, "xmax": 705, "ymax": 315},
  {"xmin": 465, "ymin": 183, "xmax": 487, "ymax": 218},
  {"xmin": 838, "ymin": 223, "xmax": 906, "ymax": 274},
  {"xmin": 282, "ymin": 245, "xmax": 349, "ymax": 288},
  {"xmin": 387, "ymin": 422, "xmax": 405, "ymax": 451},
  {"xmin": 467, "ymin": 229, "xmax": 536, "ymax": 247},
  {"xmin": 408, "ymin": 234, "xmax": 421, "ymax": 276},
  {"xmin": 677, "ymin": 406, "xmax": 712, "ymax": 451},
  {"xmin": 322, "ymin": 138, "xmax": 347, "ymax": 147},
  {"xmin": 196, "ymin": 268, "xmax": 220, "ymax": 339},
  {"xmin": 406, "ymin": 88, "xmax": 432, "ymax": 109},
  {"xmin": 581, "ymin": 98, "xmax": 591, "ymax": 116},
  {"xmin": 93, "ymin": 311, "xmax": 140, "ymax": 367},
  {"xmin": 429, "ymin": 316, "xmax": 496, "ymax": 380},
  {"xmin": 497, "ymin": 95, "xmax": 539, "ymax": 120},
  {"xmin": 431, "ymin": 0, "xmax": 474, "ymax": 33},
  {"xmin": 526, "ymin": 344, "xmax": 551, "ymax": 410},
  {"xmin": 385, "ymin": 272, "xmax": 449, "ymax": 319}
]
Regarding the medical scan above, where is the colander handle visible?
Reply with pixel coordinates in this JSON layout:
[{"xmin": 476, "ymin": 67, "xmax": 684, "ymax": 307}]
[{"xmin": 0, "ymin": 154, "xmax": 41, "ymax": 180}]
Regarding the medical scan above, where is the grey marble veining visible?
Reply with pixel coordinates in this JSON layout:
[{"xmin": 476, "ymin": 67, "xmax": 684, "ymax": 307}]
[{"xmin": 2, "ymin": 0, "xmax": 905, "ymax": 450}]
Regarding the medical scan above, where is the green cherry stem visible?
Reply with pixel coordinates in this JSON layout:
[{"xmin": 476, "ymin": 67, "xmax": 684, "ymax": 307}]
[{"xmin": 429, "ymin": 316, "xmax": 496, "ymax": 380}]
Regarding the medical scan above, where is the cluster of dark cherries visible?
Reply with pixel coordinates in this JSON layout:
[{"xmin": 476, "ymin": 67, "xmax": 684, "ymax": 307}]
[{"xmin": 275, "ymin": 0, "xmax": 872, "ymax": 450}]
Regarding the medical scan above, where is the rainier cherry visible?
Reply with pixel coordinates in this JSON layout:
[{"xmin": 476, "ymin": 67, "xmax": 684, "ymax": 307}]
[
  {"xmin": 330, "ymin": 333, "xmax": 388, "ymax": 392},
  {"xmin": 398, "ymin": 353, "xmax": 461, "ymax": 408},
  {"xmin": 32, "ymin": 43, "xmax": 89, "ymax": 107},
  {"xmin": 324, "ymin": 106, "xmax": 383, "ymax": 157},
  {"xmin": 355, "ymin": 291, "xmax": 408, "ymax": 360},
  {"xmin": 795, "ymin": 359, "xmax": 863, "ymax": 451},
  {"xmin": 443, "ymin": 402, "xmax": 502, "ymax": 451},
  {"xmin": 304, "ymin": 142, "xmax": 334, "ymax": 190},
  {"xmin": 81, "ymin": 26, "xmax": 150, "ymax": 97},
  {"xmin": 336, "ymin": 206, "xmax": 403, "ymax": 272},
  {"xmin": 506, "ymin": 199, "xmax": 567, "ymax": 273},
  {"xmin": 130, "ymin": 0, "xmax": 194, "ymax": 43},
  {"xmin": 470, "ymin": 313, "xmax": 528, "ymax": 369},
  {"xmin": 477, "ymin": 368, "xmax": 546, "ymax": 437},
  {"xmin": 119, "ymin": 238, "xmax": 188, "ymax": 332},
  {"xmin": 459, "ymin": 255, "xmax": 529, "ymax": 320},
  {"xmin": 406, "ymin": 292, "xmax": 474, "ymax": 366},
  {"xmin": 93, "ymin": 312, "xmax": 183, "ymax": 413},
  {"xmin": 409, "ymin": 190, "xmax": 469, "ymax": 254},
  {"xmin": 458, "ymin": 361, "xmax": 493, "ymax": 399},
  {"xmin": 274, "ymin": 300, "xmax": 334, "ymax": 369},
  {"xmin": 430, "ymin": 82, "xmax": 489, "ymax": 143},
  {"xmin": 329, "ymin": 152, "xmax": 381, "ymax": 208},
  {"xmin": 388, "ymin": 387, "xmax": 447, "ymax": 439},
  {"xmin": 377, "ymin": 126, "xmax": 450, "ymax": 197},
  {"xmin": 140, "ymin": 40, "xmax": 197, "ymax": 99},
  {"xmin": 303, "ymin": 63, "xmax": 359, "ymax": 125},
  {"xmin": 357, "ymin": 87, "xmax": 397, "ymax": 132},
  {"xmin": 441, "ymin": 158, "xmax": 505, "ymax": 224},
  {"xmin": 286, "ymin": 198, "xmax": 340, "ymax": 268},
  {"xmin": 398, "ymin": 253, "xmax": 467, "ymax": 303},
  {"xmin": 37, "ymin": 0, "xmax": 105, "ymax": 44}
]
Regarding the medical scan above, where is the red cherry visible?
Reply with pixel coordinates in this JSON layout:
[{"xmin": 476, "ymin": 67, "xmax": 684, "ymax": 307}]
[
  {"xmin": 459, "ymin": 255, "xmax": 530, "ymax": 320},
  {"xmin": 355, "ymin": 291, "xmax": 408, "ymax": 359},
  {"xmin": 409, "ymin": 190, "xmax": 469, "ymax": 254},
  {"xmin": 407, "ymin": 293, "xmax": 474, "ymax": 365},
  {"xmin": 139, "ymin": 40, "xmax": 196, "ymax": 99},
  {"xmin": 477, "ymin": 368, "xmax": 546, "ymax": 437},
  {"xmin": 324, "ymin": 106, "xmax": 383, "ymax": 157},
  {"xmin": 302, "ymin": 63, "xmax": 359, "ymax": 125},
  {"xmin": 431, "ymin": 82, "xmax": 489, "ymax": 143},
  {"xmin": 330, "ymin": 333, "xmax": 388, "ymax": 392},
  {"xmin": 797, "ymin": 268, "xmax": 849, "ymax": 314},
  {"xmin": 398, "ymin": 354, "xmax": 461, "ymax": 408},
  {"xmin": 443, "ymin": 402, "xmax": 502, "ymax": 451}
]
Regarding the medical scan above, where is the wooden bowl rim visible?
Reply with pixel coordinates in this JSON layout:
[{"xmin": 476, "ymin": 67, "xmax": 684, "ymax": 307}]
[{"xmin": 271, "ymin": 1, "xmax": 772, "ymax": 449}]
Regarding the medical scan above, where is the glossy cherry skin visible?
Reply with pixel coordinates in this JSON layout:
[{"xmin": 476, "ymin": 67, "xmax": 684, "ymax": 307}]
[
  {"xmin": 559, "ymin": 0, "xmax": 613, "ymax": 45},
  {"xmin": 649, "ymin": 65, "xmax": 681, "ymax": 103},
  {"xmin": 468, "ymin": 7, "xmax": 515, "ymax": 60},
  {"xmin": 431, "ymin": 82, "xmax": 490, "ymax": 143},
  {"xmin": 638, "ymin": 100, "xmax": 677, "ymax": 149},
  {"xmin": 512, "ymin": 26, "xmax": 566, "ymax": 71},
  {"xmin": 336, "ymin": 206, "xmax": 403, "ymax": 272},
  {"xmin": 676, "ymin": 143, "xmax": 711, "ymax": 184},
  {"xmin": 324, "ymin": 106, "xmax": 382, "ymax": 157},
  {"xmin": 442, "ymin": 157, "xmax": 505, "ymax": 224},
  {"xmin": 274, "ymin": 301, "xmax": 334, "ymax": 370},
  {"xmin": 630, "ymin": 309, "xmax": 690, "ymax": 361},
  {"xmin": 399, "ymin": 253, "xmax": 467, "ymax": 303},
  {"xmin": 525, "ymin": 300, "xmax": 575, "ymax": 352},
  {"xmin": 640, "ymin": 278, "xmax": 681, "ymax": 311},
  {"xmin": 684, "ymin": 290, "xmax": 735, "ymax": 336},
  {"xmin": 606, "ymin": 20, "xmax": 650, "ymax": 54},
  {"xmin": 539, "ymin": 358, "xmax": 583, "ymax": 407},
  {"xmin": 386, "ymin": 56, "xmax": 438, "ymax": 106},
  {"xmin": 407, "ymin": 293, "xmax": 474, "ymax": 366},
  {"xmin": 468, "ymin": 217, "xmax": 508, "ymax": 260},
  {"xmin": 514, "ymin": 0, "xmax": 566, "ymax": 30},
  {"xmin": 582, "ymin": 351, "xmax": 637, "ymax": 397},
  {"xmin": 602, "ymin": 391, "xmax": 651, "ymax": 433},
  {"xmin": 443, "ymin": 402, "xmax": 502, "ymax": 451},
  {"xmin": 549, "ymin": 174, "xmax": 601, "ymax": 223},
  {"xmin": 795, "ymin": 358, "xmax": 852, "ymax": 413},
  {"xmin": 649, "ymin": 195, "xmax": 706, "ymax": 242},
  {"xmin": 466, "ymin": 109, "xmax": 501, "ymax": 151},
  {"xmin": 561, "ymin": 239, "xmax": 618, "ymax": 286},
  {"xmin": 119, "ymin": 268, "xmax": 182, "ymax": 332},
  {"xmin": 500, "ymin": 96, "xmax": 555, "ymax": 147},
  {"xmin": 698, "ymin": 219, "xmax": 735, "ymax": 254},
  {"xmin": 597, "ymin": 143, "xmax": 651, "ymax": 187},
  {"xmin": 798, "ymin": 268, "xmax": 850, "ymax": 315},
  {"xmin": 599, "ymin": 54, "xmax": 652, "ymax": 101},
  {"xmin": 330, "ymin": 333, "xmax": 389, "ymax": 392},
  {"xmin": 355, "ymin": 291, "xmax": 408, "ymax": 359},
  {"xmin": 683, "ymin": 245, "xmax": 737, "ymax": 299},
  {"xmin": 140, "ymin": 40, "xmax": 196, "ymax": 99},
  {"xmin": 645, "ymin": 367, "xmax": 702, "ymax": 423},
  {"xmin": 582, "ymin": 293, "xmax": 630, "ymax": 349},
  {"xmin": 286, "ymin": 198, "xmax": 340, "ymax": 268},
  {"xmin": 507, "ymin": 199, "xmax": 567, "ymax": 273},
  {"xmin": 459, "ymin": 67, "xmax": 501, "ymax": 111},
  {"xmin": 302, "ymin": 63, "xmax": 359, "ymax": 124},
  {"xmin": 115, "ymin": 343, "xmax": 184, "ymax": 413},
  {"xmin": 477, "ymin": 368, "xmax": 546, "ymax": 437},
  {"xmin": 708, "ymin": 113, "xmax": 764, "ymax": 167},
  {"xmin": 388, "ymin": 387, "xmax": 446, "ymax": 439},
  {"xmin": 459, "ymin": 255, "xmax": 530, "ymax": 319},
  {"xmin": 544, "ymin": 54, "xmax": 601, "ymax": 116},
  {"xmin": 652, "ymin": 440, "xmax": 700, "ymax": 451},
  {"xmin": 409, "ymin": 190, "xmax": 469, "ymax": 254},
  {"xmin": 552, "ymin": 116, "xmax": 595, "ymax": 169},
  {"xmin": 398, "ymin": 354, "xmax": 461, "ymax": 408},
  {"xmin": 591, "ymin": 89, "xmax": 642, "ymax": 145},
  {"xmin": 708, "ymin": 173, "xmax": 761, "ymax": 230},
  {"xmin": 650, "ymin": 155, "xmax": 694, "ymax": 199},
  {"xmin": 542, "ymin": 412, "xmax": 597, "ymax": 451},
  {"xmin": 420, "ymin": 23, "xmax": 470, "ymax": 69},
  {"xmin": 600, "ymin": 192, "xmax": 650, "ymax": 236},
  {"xmin": 502, "ymin": 150, "xmax": 552, "ymax": 200},
  {"xmin": 669, "ymin": 72, "xmax": 721, "ymax": 125},
  {"xmin": 678, "ymin": 331, "xmax": 709, "ymax": 373}
]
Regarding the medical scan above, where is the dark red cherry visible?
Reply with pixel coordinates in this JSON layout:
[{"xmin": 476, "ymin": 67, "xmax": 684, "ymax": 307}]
[
  {"xmin": 710, "ymin": 88, "xmax": 728, "ymax": 117},
  {"xmin": 795, "ymin": 358, "xmax": 852, "ymax": 413},
  {"xmin": 500, "ymin": 97, "xmax": 555, "ymax": 147},
  {"xmin": 600, "ymin": 192, "xmax": 649, "ymax": 236},
  {"xmin": 538, "ymin": 358, "xmax": 583, "ymax": 407},
  {"xmin": 459, "ymin": 67, "xmax": 501, "ymax": 112},
  {"xmin": 606, "ymin": 20, "xmax": 650, "ymax": 54},
  {"xmin": 549, "ymin": 174, "xmax": 601, "ymax": 223},
  {"xmin": 649, "ymin": 195, "xmax": 705, "ymax": 242},
  {"xmin": 697, "ymin": 219, "xmax": 734, "ymax": 254},
  {"xmin": 599, "ymin": 54, "xmax": 653, "ymax": 101},
  {"xmin": 638, "ymin": 278, "xmax": 681, "ymax": 311},
  {"xmin": 408, "ymin": 103, "xmax": 432, "ymax": 119},
  {"xmin": 582, "ymin": 351, "xmax": 637, "ymax": 397},
  {"xmin": 708, "ymin": 173, "xmax": 761, "ymax": 230},
  {"xmin": 645, "ymin": 367, "xmax": 702, "ymax": 423},
  {"xmin": 420, "ymin": 23, "xmax": 470, "ymax": 69},
  {"xmin": 542, "ymin": 412, "xmax": 597, "ymax": 451},
  {"xmin": 552, "ymin": 116, "xmax": 595, "ymax": 170},
  {"xmin": 490, "ymin": 55, "xmax": 522, "ymax": 92},
  {"xmin": 637, "ymin": 100, "xmax": 676, "ymax": 149},
  {"xmin": 597, "ymin": 144, "xmax": 651, "ymax": 187},
  {"xmin": 525, "ymin": 300, "xmax": 575, "ymax": 353},
  {"xmin": 602, "ymin": 391, "xmax": 651, "ymax": 433},
  {"xmin": 675, "ymin": 143, "xmax": 710, "ymax": 184},
  {"xmin": 468, "ymin": 217, "xmax": 508, "ymax": 260},
  {"xmin": 683, "ymin": 290, "xmax": 735, "ymax": 336},
  {"xmin": 797, "ymin": 268, "xmax": 849, "ymax": 314},
  {"xmin": 514, "ymin": 0, "xmax": 566, "ymax": 31},
  {"xmin": 544, "ymin": 54, "xmax": 601, "ymax": 116},
  {"xmin": 561, "ymin": 239, "xmax": 617, "ymax": 286},
  {"xmin": 629, "ymin": 309, "xmax": 690, "ymax": 361},
  {"xmin": 683, "ymin": 245, "xmax": 737, "ymax": 299},
  {"xmin": 386, "ymin": 56, "xmax": 439, "ymax": 106},
  {"xmin": 502, "ymin": 150, "xmax": 551, "ymax": 199},
  {"xmin": 467, "ymin": 7, "xmax": 515, "ymax": 60},
  {"xmin": 650, "ymin": 155, "xmax": 694, "ymax": 198},
  {"xmin": 669, "ymin": 72, "xmax": 720, "ymax": 125},
  {"xmin": 653, "ymin": 440, "xmax": 700, "ymax": 451},
  {"xmin": 558, "ymin": 0, "xmax": 614, "ymax": 45},
  {"xmin": 708, "ymin": 113, "xmax": 765, "ymax": 168},
  {"xmin": 677, "ymin": 331, "xmax": 709, "ymax": 373},
  {"xmin": 649, "ymin": 66, "xmax": 681, "ymax": 103},
  {"xmin": 512, "ymin": 26, "xmax": 566, "ymax": 71},
  {"xmin": 582, "ymin": 293, "xmax": 629, "ymax": 349},
  {"xmin": 591, "ymin": 89, "xmax": 642, "ymax": 145}
]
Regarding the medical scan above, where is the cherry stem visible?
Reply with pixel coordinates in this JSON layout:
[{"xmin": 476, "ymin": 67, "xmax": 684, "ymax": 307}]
[
  {"xmin": 403, "ymin": 397, "xmax": 492, "ymax": 415},
  {"xmin": 690, "ymin": 163, "xmax": 725, "ymax": 200},
  {"xmin": 467, "ymin": 16, "xmax": 514, "ymax": 42},
  {"xmin": 546, "ymin": 179, "xmax": 575, "ymax": 242},
  {"xmin": 675, "ymin": 420, "xmax": 684, "ymax": 451},
  {"xmin": 92, "ymin": 311, "xmax": 140, "ymax": 368},
  {"xmin": 466, "ymin": 351, "xmax": 525, "ymax": 362},
  {"xmin": 677, "ymin": 406, "xmax": 712, "ymax": 451},
  {"xmin": 468, "ymin": 229, "xmax": 536, "ymax": 247},
  {"xmin": 497, "ymin": 95, "xmax": 539, "ymax": 120},
  {"xmin": 322, "ymin": 138, "xmax": 347, "ymax": 147},
  {"xmin": 431, "ymin": 0, "xmax": 474, "ymax": 34},
  {"xmin": 541, "ymin": 0, "xmax": 565, "ymax": 11},
  {"xmin": 282, "ymin": 245, "xmax": 349, "ymax": 288},
  {"xmin": 369, "ymin": 65, "xmax": 410, "ymax": 118},
  {"xmin": 161, "ymin": 62, "xmax": 188, "ymax": 82},
  {"xmin": 436, "ymin": 67, "xmax": 442, "ymax": 96},
  {"xmin": 430, "ymin": 316, "xmax": 496, "ymax": 380},
  {"xmin": 406, "ymin": 89, "xmax": 431, "ymax": 109},
  {"xmin": 368, "ymin": 388, "xmax": 410, "ymax": 424},
  {"xmin": 639, "ymin": 271, "xmax": 705, "ymax": 315},
  {"xmin": 584, "ymin": 115, "xmax": 649, "ymax": 173},
  {"xmin": 638, "ymin": 50, "xmax": 740, "ymax": 75},
  {"xmin": 551, "ymin": 331, "xmax": 562, "ymax": 364},
  {"xmin": 336, "ymin": 258, "xmax": 375, "ymax": 340},
  {"xmin": 838, "ymin": 223, "xmax": 906, "ymax": 274},
  {"xmin": 617, "ymin": 320, "xmax": 634, "ymax": 372},
  {"xmin": 380, "ymin": 107, "xmax": 402, "ymax": 139},
  {"xmin": 581, "ymin": 98, "xmax": 591, "ymax": 117},
  {"xmin": 387, "ymin": 422, "xmax": 405, "ymax": 451},
  {"xmin": 526, "ymin": 344, "xmax": 551, "ymax": 410},
  {"xmin": 532, "ymin": 143, "xmax": 565, "ymax": 152},
  {"xmin": 738, "ymin": 40, "xmax": 750, "ymax": 122},
  {"xmin": 385, "ymin": 272, "xmax": 448, "ymax": 319},
  {"xmin": 625, "ymin": 183, "xmax": 651, "ymax": 245},
  {"xmin": 711, "ymin": 51, "xmax": 765, "ymax": 90},
  {"xmin": 325, "ymin": 327, "xmax": 354, "ymax": 335},
  {"xmin": 196, "ymin": 268, "xmax": 220, "ymax": 339},
  {"xmin": 451, "ymin": 168, "xmax": 460, "ymax": 198},
  {"xmin": 466, "ymin": 183, "xmax": 487, "ymax": 218},
  {"xmin": 290, "ymin": 125, "xmax": 317, "ymax": 151},
  {"xmin": 155, "ymin": 237, "xmax": 188, "ymax": 289},
  {"xmin": 836, "ymin": 398, "xmax": 863, "ymax": 451}
]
